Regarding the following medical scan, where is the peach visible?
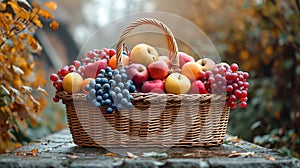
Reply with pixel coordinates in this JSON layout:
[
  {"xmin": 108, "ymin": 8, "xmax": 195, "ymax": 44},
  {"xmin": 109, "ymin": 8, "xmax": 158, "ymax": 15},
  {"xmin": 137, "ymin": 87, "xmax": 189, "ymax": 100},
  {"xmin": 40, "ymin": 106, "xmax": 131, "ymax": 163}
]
[{"xmin": 181, "ymin": 62, "xmax": 203, "ymax": 81}]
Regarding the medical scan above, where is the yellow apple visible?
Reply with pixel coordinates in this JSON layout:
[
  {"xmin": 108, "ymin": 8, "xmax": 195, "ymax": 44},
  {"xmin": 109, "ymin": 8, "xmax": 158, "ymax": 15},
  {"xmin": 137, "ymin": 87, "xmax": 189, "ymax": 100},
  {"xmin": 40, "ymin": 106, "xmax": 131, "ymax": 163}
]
[
  {"xmin": 165, "ymin": 73, "xmax": 191, "ymax": 94},
  {"xmin": 130, "ymin": 43, "xmax": 158, "ymax": 67}
]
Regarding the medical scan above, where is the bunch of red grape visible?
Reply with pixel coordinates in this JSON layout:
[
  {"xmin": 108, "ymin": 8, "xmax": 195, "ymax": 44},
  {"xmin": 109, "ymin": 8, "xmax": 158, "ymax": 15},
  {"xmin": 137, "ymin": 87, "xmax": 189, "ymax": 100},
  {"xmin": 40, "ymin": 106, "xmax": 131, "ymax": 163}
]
[
  {"xmin": 49, "ymin": 48, "xmax": 116, "ymax": 102},
  {"xmin": 199, "ymin": 63, "xmax": 249, "ymax": 109}
]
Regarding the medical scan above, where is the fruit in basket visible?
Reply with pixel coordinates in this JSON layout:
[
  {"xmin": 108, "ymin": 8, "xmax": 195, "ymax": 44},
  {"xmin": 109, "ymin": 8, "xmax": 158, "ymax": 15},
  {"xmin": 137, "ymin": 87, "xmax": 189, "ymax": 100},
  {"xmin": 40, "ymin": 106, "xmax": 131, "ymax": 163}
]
[
  {"xmin": 88, "ymin": 67, "xmax": 136, "ymax": 113},
  {"xmin": 148, "ymin": 61, "xmax": 169, "ymax": 80},
  {"xmin": 158, "ymin": 56, "xmax": 170, "ymax": 68},
  {"xmin": 130, "ymin": 43, "xmax": 158, "ymax": 67},
  {"xmin": 80, "ymin": 78, "xmax": 94, "ymax": 94},
  {"xmin": 196, "ymin": 58, "xmax": 216, "ymax": 71},
  {"xmin": 178, "ymin": 52, "xmax": 195, "ymax": 68},
  {"xmin": 165, "ymin": 73, "xmax": 191, "ymax": 94},
  {"xmin": 189, "ymin": 80, "xmax": 208, "ymax": 94},
  {"xmin": 126, "ymin": 63, "xmax": 149, "ymax": 86},
  {"xmin": 84, "ymin": 60, "xmax": 107, "ymax": 78},
  {"xmin": 141, "ymin": 79, "xmax": 165, "ymax": 93},
  {"xmin": 62, "ymin": 72, "xmax": 83, "ymax": 94},
  {"xmin": 108, "ymin": 54, "xmax": 130, "ymax": 69},
  {"xmin": 181, "ymin": 62, "xmax": 203, "ymax": 81}
]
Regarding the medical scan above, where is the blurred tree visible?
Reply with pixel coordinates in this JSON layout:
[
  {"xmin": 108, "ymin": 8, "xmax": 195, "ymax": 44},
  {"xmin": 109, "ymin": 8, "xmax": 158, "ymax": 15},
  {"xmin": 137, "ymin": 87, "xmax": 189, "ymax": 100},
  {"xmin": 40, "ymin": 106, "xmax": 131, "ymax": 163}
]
[
  {"xmin": 185, "ymin": 0, "xmax": 300, "ymax": 157},
  {"xmin": 0, "ymin": 0, "xmax": 58, "ymax": 153}
]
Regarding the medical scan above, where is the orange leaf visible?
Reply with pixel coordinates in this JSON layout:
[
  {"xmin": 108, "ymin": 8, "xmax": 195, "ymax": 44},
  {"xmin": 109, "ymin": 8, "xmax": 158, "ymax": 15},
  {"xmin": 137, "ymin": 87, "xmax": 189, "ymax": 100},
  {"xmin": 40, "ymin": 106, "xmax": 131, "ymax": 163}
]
[
  {"xmin": 49, "ymin": 20, "xmax": 59, "ymax": 30},
  {"xmin": 44, "ymin": 2, "xmax": 57, "ymax": 10}
]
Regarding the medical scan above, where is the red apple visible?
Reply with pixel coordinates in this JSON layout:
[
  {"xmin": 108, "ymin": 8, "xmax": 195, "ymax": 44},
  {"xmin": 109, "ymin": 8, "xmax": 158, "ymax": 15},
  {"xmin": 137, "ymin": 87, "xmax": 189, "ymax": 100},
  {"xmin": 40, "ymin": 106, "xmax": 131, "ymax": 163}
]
[
  {"xmin": 126, "ymin": 63, "xmax": 149, "ymax": 86},
  {"xmin": 196, "ymin": 58, "xmax": 216, "ymax": 71},
  {"xmin": 178, "ymin": 52, "xmax": 195, "ymax": 68},
  {"xmin": 189, "ymin": 80, "xmax": 208, "ymax": 94},
  {"xmin": 141, "ymin": 79, "xmax": 165, "ymax": 93},
  {"xmin": 148, "ymin": 61, "xmax": 169, "ymax": 80},
  {"xmin": 84, "ymin": 60, "xmax": 107, "ymax": 78}
]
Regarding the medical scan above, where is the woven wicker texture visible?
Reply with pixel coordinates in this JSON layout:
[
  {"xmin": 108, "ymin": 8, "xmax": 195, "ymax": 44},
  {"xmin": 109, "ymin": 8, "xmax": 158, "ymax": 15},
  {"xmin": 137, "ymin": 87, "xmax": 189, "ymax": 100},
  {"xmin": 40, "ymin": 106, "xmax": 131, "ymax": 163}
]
[{"xmin": 57, "ymin": 18, "xmax": 230, "ymax": 147}]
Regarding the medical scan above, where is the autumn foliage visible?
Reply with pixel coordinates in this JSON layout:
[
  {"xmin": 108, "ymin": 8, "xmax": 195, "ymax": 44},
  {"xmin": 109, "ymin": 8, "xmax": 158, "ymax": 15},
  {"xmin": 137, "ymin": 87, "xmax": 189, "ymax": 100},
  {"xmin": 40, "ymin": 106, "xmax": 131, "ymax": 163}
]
[{"xmin": 0, "ymin": 0, "xmax": 58, "ymax": 153}]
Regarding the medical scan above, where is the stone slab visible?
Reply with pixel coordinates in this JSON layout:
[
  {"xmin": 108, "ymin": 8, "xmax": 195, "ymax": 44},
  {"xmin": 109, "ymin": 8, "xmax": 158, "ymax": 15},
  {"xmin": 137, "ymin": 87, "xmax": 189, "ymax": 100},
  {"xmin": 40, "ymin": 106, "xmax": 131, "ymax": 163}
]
[{"xmin": 0, "ymin": 129, "xmax": 299, "ymax": 168}]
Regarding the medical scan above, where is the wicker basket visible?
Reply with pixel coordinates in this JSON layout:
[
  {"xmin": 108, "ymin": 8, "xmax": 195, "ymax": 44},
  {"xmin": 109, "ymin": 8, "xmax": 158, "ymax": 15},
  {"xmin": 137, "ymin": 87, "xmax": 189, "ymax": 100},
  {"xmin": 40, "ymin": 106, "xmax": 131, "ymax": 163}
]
[{"xmin": 57, "ymin": 18, "xmax": 230, "ymax": 148}]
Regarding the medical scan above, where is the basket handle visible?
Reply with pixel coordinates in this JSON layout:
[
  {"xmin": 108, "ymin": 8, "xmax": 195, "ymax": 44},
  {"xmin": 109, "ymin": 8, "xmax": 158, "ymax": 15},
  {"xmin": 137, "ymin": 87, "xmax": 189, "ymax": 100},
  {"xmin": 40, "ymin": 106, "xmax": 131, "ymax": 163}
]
[{"xmin": 116, "ymin": 18, "xmax": 180, "ymax": 72}]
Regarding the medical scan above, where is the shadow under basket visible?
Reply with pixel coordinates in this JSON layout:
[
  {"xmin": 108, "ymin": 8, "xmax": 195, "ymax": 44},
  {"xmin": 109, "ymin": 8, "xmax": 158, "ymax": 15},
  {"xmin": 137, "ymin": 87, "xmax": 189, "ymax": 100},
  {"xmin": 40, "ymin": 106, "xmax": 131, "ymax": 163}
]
[{"xmin": 58, "ymin": 91, "xmax": 230, "ymax": 148}]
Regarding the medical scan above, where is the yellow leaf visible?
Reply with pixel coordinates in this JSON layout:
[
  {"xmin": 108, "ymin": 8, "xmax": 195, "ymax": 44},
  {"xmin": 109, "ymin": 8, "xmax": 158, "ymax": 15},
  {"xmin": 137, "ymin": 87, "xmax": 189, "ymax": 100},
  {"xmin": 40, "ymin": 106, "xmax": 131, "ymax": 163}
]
[
  {"xmin": 0, "ymin": 3, "xmax": 6, "ymax": 11},
  {"xmin": 38, "ymin": 8, "xmax": 53, "ymax": 19},
  {"xmin": 49, "ymin": 20, "xmax": 59, "ymax": 30},
  {"xmin": 44, "ymin": 2, "xmax": 57, "ymax": 10},
  {"xmin": 33, "ymin": 18, "xmax": 42, "ymax": 28}
]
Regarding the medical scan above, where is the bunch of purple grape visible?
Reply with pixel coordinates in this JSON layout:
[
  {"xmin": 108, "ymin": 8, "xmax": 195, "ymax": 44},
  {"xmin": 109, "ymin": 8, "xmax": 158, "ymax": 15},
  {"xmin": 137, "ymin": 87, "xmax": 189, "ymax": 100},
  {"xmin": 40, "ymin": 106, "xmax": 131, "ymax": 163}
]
[{"xmin": 85, "ymin": 66, "xmax": 137, "ymax": 113}]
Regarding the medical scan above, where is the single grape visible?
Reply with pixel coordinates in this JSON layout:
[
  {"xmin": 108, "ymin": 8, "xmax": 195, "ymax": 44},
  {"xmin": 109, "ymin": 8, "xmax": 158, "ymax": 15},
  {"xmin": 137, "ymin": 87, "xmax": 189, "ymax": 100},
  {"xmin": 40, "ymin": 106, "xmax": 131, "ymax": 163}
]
[
  {"xmin": 107, "ymin": 72, "xmax": 113, "ymax": 78},
  {"xmin": 108, "ymin": 49, "xmax": 116, "ymax": 57},
  {"xmin": 89, "ymin": 80, "xmax": 96, "ymax": 87},
  {"xmin": 103, "ymin": 83, "xmax": 110, "ymax": 92},
  {"xmin": 230, "ymin": 63, "xmax": 239, "ymax": 72},
  {"xmin": 114, "ymin": 74, "xmax": 122, "ymax": 82},
  {"xmin": 124, "ymin": 82, "xmax": 130, "ymax": 89},
  {"xmin": 97, "ymin": 74, "xmax": 104, "ymax": 78},
  {"xmin": 109, "ymin": 80, "xmax": 116, "ymax": 87},
  {"xmin": 126, "ymin": 102, "xmax": 133, "ymax": 108},
  {"xmin": 226, "ymin": 85, "xmax": 233, "ymax": 92},
  {"xmin": 229, "ymin": 95, "xmax": 237, "ymax": 101},
  {"xmin": 105, "ymin": 99, "xmax": 112, "ymax": 106},
  {"xmin": 117, "ymin": 93, "xmax": 123, "ymax": 101},
  {"xmin": 243, "ymin": 82, "xmax": 249, "ymax": 89},
  {"xmin": 110, "ymin": 91, "xmax": 116, "ymax": 99},
  {"xmin": 241, "ymin": 90, "xmax": 248, "ymax": 98},
  {"xmin": 97, "ymin": 89, "xmax": 104, "ymax": 96},
  {"xmin": 240, "ymin": 101, "xmax": 247, "ymax": 108},
  {"xmin": 106, "ymin": 107, "xmax": 113, "ymax": 114},
  {"xmin": 105, "ymin": 67, "xmax": 113, "ymax": 73},
  {"xmin": 114, "ymin": 87, "xmax": 121, "ymax": 93},
  {"xmin": 95, "ymin": 84, "xmax": 101, "ymax": 91},
  {"xmin": 84, "ymin": 85, "xmax": 91, "ymax": 91},
  {"xmin": 113, "ymin": 69, "xmax": 119, "ymax": 75},
  {"xmin": 117, "ymin": 103, "xmax": 123, "ymax": 111},
  {"xmin": 96, "ymin": 95, "xmax": 102, "ymax": 102},
  {"xmin": 234, "ymin": 89, "xmax": 242, "ymax": 98},
  {"xmin": 99, "ymin": 69, "xmax": 106, "ymax": 74},
  {"xmin": 129, "ymin": 85, "xmax": 136, "ymax": 93},
  {"xmin": 92, "ymin": 99, "xmax": 101, "ymax": 107},
  {"xmin": 61, "ymin": 68, "xmax": 69, "ymax": 76},
  {"xmin": 118, "ymin": 82, "xmax": 124, "ymax": 89},
  {"xmin": 119, "ymin": 69, "xmax": 126, "ymax": 74},
  {"xmin": 121, "ymin": 74, "xmax": 127, "ymax": 81},
  {"xmin": 243, "ymin": 72, "xmax": 249, "ymax": 79},
  {"xmin": 121, "ymin": 98, "xmax": 128, "ymax": 105},
  {"xmin": 89, "ymin": 89, "xmax": 96, "ymax": 97},
  {"xmin": 122, "ymin": 89, "xmax": 130, "ymax": 96},
  {"xmin": 232, "ymin": 73, "xmax": 238, "ymax": 81},
  {"xmin": 50, "ymin": 74, "xmax": 59, "ymax": 81},
  {"xmin": 103, "ymin": 93, "xmax": 110, "ymax": 100}
]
